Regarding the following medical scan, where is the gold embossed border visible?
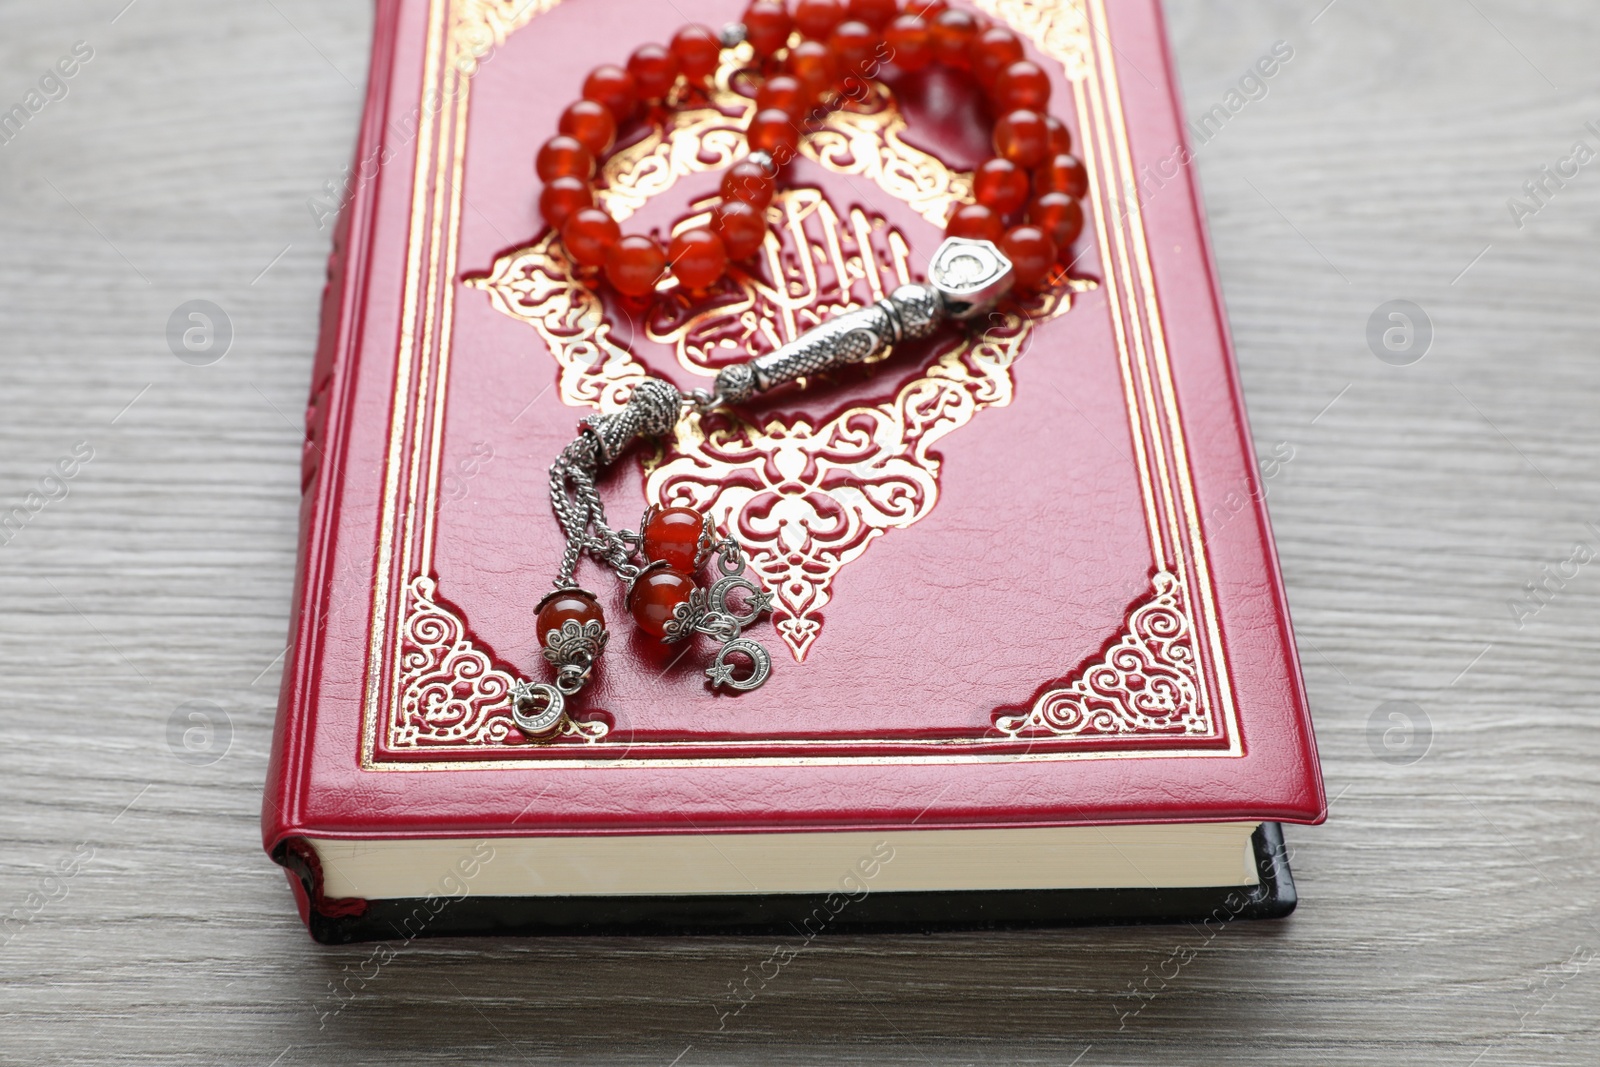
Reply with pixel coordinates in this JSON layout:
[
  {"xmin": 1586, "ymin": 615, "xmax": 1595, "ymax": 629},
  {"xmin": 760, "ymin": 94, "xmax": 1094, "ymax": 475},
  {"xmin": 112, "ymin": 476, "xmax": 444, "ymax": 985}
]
[{"xmin": 358, "ymin": 0, "xmax": 1243, "ymax": 768}]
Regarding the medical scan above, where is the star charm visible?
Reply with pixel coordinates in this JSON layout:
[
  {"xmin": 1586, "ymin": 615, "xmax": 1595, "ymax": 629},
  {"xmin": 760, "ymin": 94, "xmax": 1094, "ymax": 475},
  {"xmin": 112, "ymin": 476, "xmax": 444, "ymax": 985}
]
[
  {"xmin": 705, "ymin": 661, "xmax": 738, "ymax": 688},
  {"xmin": 746, "ymin": 589, "xmax": 775, "ymax": 616},
  {"xmin": 511, "ymin": 679, "xmax": 539, "ymax": 706}
]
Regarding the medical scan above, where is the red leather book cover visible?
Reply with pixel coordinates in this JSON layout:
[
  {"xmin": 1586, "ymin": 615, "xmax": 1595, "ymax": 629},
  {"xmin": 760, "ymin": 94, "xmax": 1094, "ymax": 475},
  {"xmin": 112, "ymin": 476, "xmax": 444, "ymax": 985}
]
[{"xmin": 264, "ymin": 0, "xmax": 1324, "ymax": 889}]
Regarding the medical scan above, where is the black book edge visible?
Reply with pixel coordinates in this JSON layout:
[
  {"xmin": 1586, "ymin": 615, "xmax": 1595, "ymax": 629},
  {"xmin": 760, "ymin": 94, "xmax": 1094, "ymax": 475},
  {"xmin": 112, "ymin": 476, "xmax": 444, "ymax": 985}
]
[{"xmin": 279, "ymin": 823, "xmax": 1297, "ymax": 945}]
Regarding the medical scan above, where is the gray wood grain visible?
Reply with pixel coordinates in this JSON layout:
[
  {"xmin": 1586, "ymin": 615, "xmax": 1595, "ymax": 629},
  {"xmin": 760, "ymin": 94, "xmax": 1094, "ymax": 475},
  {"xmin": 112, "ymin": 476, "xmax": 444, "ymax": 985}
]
[{"xmin": 2, "ymin": 0, "xmax": 1597, "ymax": 1063}]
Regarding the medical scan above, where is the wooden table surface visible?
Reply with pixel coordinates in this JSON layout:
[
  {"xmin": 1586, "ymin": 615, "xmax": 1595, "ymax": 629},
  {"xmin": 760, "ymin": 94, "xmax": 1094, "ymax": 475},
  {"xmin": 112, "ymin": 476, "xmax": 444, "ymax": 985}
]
[{"xmin": 3, "ymin": 0, "xmax": 1597, "ymax": 1063}]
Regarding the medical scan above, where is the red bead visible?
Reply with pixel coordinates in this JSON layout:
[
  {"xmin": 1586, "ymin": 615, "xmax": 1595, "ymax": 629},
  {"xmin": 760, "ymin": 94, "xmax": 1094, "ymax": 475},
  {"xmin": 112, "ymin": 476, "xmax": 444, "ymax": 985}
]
[
  {"xmin": 744, "ymin": 0, "xmax": 793, "ymax": 56},
  {"xmin": 1029, "ymin": 192, "xmax": 1084, "ymax": 251},
  {"xmin": 642, "ymin": 506, "xmax": 706, "ymax": 572},
  {"xmin": 788, "ymin": 40, "xmax": 838, "ymax": 103},
  {"xmin": 884, "ymin": 14, "xmax": 932, "ymax": 71},
  {"xmin": 539, "ymin": 176, "xmax": 592, "ymax": 229},
  {"xmin": 672, "ymin": 24, "xmax": 722, "ymax": 82},
  {"xmin": 848, "ymin": 0, "xmax": 899, "ymax": 29},
  {"xmin": 1000, "ymin": 224, "xmax": 1057, "ymax": 290},
  {"xmin": 946, "ymin": 202, "xmax": 1003, "ymax": 244},
  {"xmin": 535, "ymin": 589, "xmax": 605, "ymax": 644},
  {"xmin": 970, "ymin": 26, "xmax": 1023, "ymax": 88},
  {"xmin": 1037, "ymin": 152, "xmax": 1088, "ymax": 199},
  {"xmin": 561, "ymin": 207, "xmax": 621, "ymax": 267},
  {"xmin": 995, "ymin": 59, "xmax": 1050, "ymax": 111},
  {"xmin": 722, "ymin": 160, "xmax": 775, "ymax": 209},
  {"xmin": 909, "ymin": 0, "xmax": 946, "ymax": 18},
  {"xmin": 583, "ymin": 64, "xmax": 638, "ymax": 122},
  {"xmin": 830, "ymin": 20, "xmax": 881, "ymax": 76},
  {"xmin": 756, "ymin": 74, "xmax": 808, "ymax": 120},
  {"xmin": 795, "ymin": 0, "xmax": 845, "ymax": 40},
  {"xmin": 715, "ymin": 200, "xmax": 768, "ymax": 259},
  {"xmin": 930, "ymin": 9, "xmax": 980, "ymax": 68},
  {"xmin": 974, "ymin": 157, "xmax": 1028, "ymax": 216},
  {"xmin": 627, "ymin": 566, "xmax": 697, "ymax": 639},
  {"xmin": 749, "ymin": 108, "xmax": 801, "ymax": 163},
  {"xmin": 627, "ymin": 43, "xmax": 679, "ymax": 101},
  {"xmin": 605, "ymin": 234, "xmax": 667, "ymax": 297},
  {"xmin": 993, "ymin": 109, "xmax": 1049, "ymax": 168},
  {"xmin": 536, "ymin": 135, "xmax": 594, "ymax": 182},
  {"xmin": 559, "ymin": 99, "xmax": 616, "ymax": 158},
  {"xmin": 1044, "ymin": 115, "xmax": 1072, "ymax": 156},
  {"xmin": 669, "ymin": 227, "xmax": 728, "ymax": 290}
]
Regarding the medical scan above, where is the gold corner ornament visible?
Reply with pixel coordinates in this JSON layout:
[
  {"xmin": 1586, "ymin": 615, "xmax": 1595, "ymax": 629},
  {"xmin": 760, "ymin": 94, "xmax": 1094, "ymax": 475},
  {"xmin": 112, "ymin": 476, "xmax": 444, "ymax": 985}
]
[
  {"xmin": 398, "ymin": 577, "xmax": 610, "ymax": 745},
  {"xmin": 994, "ymin": 572, "xmax": 1208, "ymax": 738},
  {"xmin": 450, "ymin": 0, "xmax": 563, "ymax": 74},
  {"xmin": 471, "ymin": 48, "xmax": 1094, "ymax": 663}
]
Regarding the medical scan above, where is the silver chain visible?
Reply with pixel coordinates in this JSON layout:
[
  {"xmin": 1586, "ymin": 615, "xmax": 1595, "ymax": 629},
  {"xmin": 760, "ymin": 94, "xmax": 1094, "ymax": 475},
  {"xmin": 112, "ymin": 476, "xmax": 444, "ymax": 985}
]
[{"xmin": 548, "ymin": 429, "xmax": 640, "ymax": 588}]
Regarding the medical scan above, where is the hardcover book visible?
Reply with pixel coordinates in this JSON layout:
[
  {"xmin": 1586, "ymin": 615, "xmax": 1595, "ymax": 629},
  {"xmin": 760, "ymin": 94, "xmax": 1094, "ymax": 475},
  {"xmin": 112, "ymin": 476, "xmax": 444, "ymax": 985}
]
[{"xmin": 264, "ymin": 0, "xmax": 1325, "ymax": 944}]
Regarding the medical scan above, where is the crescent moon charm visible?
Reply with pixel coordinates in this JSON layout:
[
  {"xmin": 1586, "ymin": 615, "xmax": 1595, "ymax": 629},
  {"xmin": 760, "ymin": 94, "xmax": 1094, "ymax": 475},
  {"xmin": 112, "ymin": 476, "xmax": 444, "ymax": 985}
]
[
  {"xmin": 705, "ymin": 637, "xmax": 772, "ymax": 692},
  {"xmin": 511, "ymin": 680, "xmax": 566, "ymax": 737},
  {"xmin": 709, "ymin": 575, "xmax": 775, "ymax": 627}
]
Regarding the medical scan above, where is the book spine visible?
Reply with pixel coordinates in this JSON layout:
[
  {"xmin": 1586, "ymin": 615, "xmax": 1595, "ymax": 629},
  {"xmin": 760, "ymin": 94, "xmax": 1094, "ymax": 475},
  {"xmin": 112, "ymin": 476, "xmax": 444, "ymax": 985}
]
[{"xmin": 261, "ymin": 0, "xmax": 404, "ymax": 862}]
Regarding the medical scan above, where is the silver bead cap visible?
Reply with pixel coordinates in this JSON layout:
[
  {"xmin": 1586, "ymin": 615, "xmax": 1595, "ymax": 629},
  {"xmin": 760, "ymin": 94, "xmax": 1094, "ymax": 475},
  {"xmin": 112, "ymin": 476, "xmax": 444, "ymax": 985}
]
[{"xmin": 926, "ymin": 237, "xmax": 1015, "ymax": 320}]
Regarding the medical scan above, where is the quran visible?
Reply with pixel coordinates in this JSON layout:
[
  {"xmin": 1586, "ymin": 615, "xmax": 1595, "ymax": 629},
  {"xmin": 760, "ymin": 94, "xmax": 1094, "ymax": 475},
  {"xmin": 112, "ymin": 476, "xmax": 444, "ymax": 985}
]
[{"xmin": 262, "ymin": 0, "xmax": 1325, "ymax": 943}]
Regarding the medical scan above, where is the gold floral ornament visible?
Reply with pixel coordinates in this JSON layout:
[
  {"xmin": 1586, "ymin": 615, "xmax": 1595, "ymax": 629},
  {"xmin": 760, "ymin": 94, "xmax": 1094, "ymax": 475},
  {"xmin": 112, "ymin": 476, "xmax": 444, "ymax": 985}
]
[
  {"xmin": 993, "ymin": 572, "xmax": 1209, "ymax": 738},
  {"xmin": 397, "ymin": 577, "xmax": 608, "ymax": 745},
  {"xmin": 470, "ymin": 47, "xmax": 1094, "ymax": 663},
  {"xmin": 451, "ymin": 0, "xmax": 563, "ymax": 75}
]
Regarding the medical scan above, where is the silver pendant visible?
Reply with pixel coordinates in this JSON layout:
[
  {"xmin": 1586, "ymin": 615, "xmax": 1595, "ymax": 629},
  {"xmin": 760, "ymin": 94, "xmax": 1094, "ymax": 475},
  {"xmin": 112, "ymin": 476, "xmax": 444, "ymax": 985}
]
[
  {"xmin": 511, "ymin": 680, "xmax": 566, "ymax": 738},
  {"xmin": 709, "ymin": 236, "xmax": 1015, "ymax": 405},
  {"xmin": 706, "ymin": 637, "xmax": 772, "ymax": 691}
]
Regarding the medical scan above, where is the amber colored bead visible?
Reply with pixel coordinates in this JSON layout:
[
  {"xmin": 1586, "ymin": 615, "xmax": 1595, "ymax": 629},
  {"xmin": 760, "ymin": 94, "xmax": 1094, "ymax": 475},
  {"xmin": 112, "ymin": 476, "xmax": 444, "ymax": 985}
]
[
  {"xmin": 1036, "ymin": 152, "xmax": 1088, "ymax": 199},
  {"xmin": 722, "ymin": 160, "xmax": 776, "ymax": 209},
  {"xmin": 668, "ymin": 227, "xmax": 729, "ymax": 291},
  {"xmin": 744, "ymin": 0, "xmax": 793, "ymax": 57},
  {"xmin": 535, "ymin": 589, "xmax": 605, "ymax": 643},
  {"xmin": 583, "ymin": 64, "xmax": 638, "ymax": 122},
  {"xmin": 830, "ymin": 20, "xmax": 881, "ymax": 75},
  {"xmin": 561, "ymin": 207, "xmax": 621, "ymax": 267},
  {"xmin": 995, "ymin": 59, "xmax": 1051, "ymax": 111},
  {"xmin": 973, "ymin": 157, "xmax": 1029, "ymax": 216},
  {"xmin": 788, "ymin": 39, "xmax": 838, "ymax": 103},
  {"xmin": 1044, "ymin": 115, "xmax": 1072, "ymax": 156},
  {"xmin": 969, "ymin": 26, "xmax": 1023, "ymax": 88},
  {"xmin": 757, "ymin": 74, "xmax": 808, "ymax": 120},
  {"xmin": 715, "ymin": 199, "xmax": 768, "ymax": 259},
  {"xmin": 671, "ymin": 24, "xmax": 721, "ymax": 83},
  {"xmin": 536, "ymin": 135, "xmax": 595, "ymax": 182},
  {"xmin": 627, "ymin": 566, "xmax": 697, "ymax": 639},
  {"xmin": 946, "ymin": 202, "xmax": 1003, "ymax": 244},
  {"xmin": 1029, "ymin": 192, "xmax": 1084, "ymax": 251},
  {"xmin": 627, "ymin": 43, "xmax": 679, "ymax": 101},
  {"xmin": 883, "ymin": 14, "xmax": 932, "ymax": 71},
  {"xmin": 605, "ymin": 234, "xmax": 667, "ymax": 297},
  {"xmin": 992, "ymin": 109, "xmax": 1049, "ymax": 169},
  {"xmin": 795, "ymin": 0, "xmax": 845, "ymax": 40},
  {"xmin": 749, "ymin": 108, "xmax": 802, "ymax": 162},
  {"xmin": 559, "ymin": 99, "xmax": 616, "ymax": 158},
  {"xmin": 539, "ymin": 176, "xmax": 592, "ymax": 229},
  {"xmin": 642, "ymin": 506, "xmax": 706, "ymax": 572},
  {"xmin": 1000, "ymin": 224, "xmax": 1057, "ymax": 289},
  {"xmin": 848, "ymin": 0, "xmax": 899, "ymax": 28},
  {"xmin": 930, "ymin": 9, "xmax": 980, "ymax": 68}
]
